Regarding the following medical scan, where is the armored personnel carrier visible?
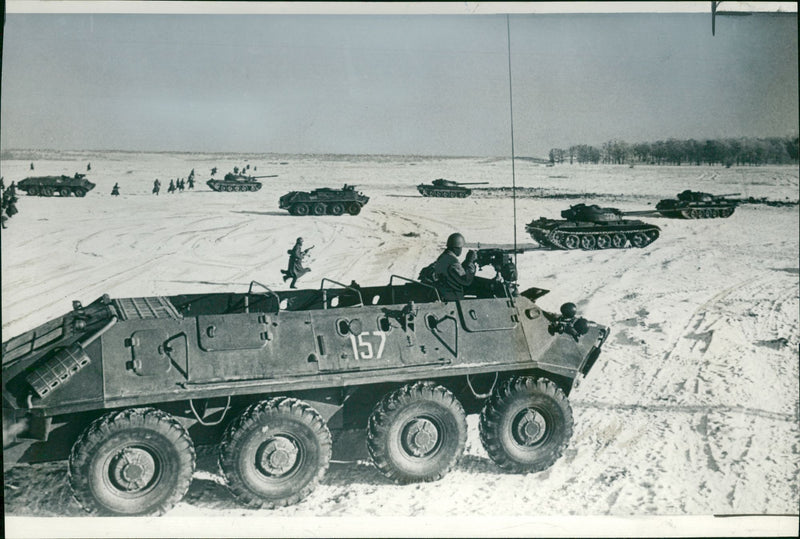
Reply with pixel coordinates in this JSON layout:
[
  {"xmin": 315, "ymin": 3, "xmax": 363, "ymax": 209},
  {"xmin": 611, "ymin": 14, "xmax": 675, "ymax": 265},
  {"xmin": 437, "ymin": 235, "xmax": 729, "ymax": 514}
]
[
  {"xmin": 526, "ymin": 203, "xmax": 661, "ymax": 250},
  {"xmin": 417, "ymin": 179, "xmax": 489, "ymax": 198},
  {"xmin": 655, "ymin": 190, "xmax": 739, "ymax": 219},
  {"xmin": 3, "ymin": 257, "xmax": 608, "ymax": 516},
  {"xmin": 17, "ymin": 173, "xmax": 95, "ymax": 197},
  {"xmin": 279, "ymin": 184, "xmax": 369, "ymax": 215},
  {"xmin": 206, "ymin": 173, "xmax": 277, "ymax": 192}
]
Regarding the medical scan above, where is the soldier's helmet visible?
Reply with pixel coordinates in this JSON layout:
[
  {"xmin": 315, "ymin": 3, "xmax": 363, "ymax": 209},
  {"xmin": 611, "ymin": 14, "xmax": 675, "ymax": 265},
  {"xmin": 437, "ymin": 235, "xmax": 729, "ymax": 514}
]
[{"xmin": 446, "ymin": 233, "xmax": 466, "ymax": 255}]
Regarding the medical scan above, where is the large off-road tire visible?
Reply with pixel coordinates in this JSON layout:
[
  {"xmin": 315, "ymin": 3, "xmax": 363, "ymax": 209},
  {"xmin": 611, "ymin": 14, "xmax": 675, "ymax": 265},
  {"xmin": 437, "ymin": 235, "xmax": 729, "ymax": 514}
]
[
  {"xmin": 367, "ymin": 381, "xmax": 467, "ymax": 484},
  {"xmin": 219, "ymin": 397, "xmax": 332, "ymax": 509},
  {"xmin": 293, "ymin": 203, "xmax": 309, "ymax": 216},
  {"xmin": 312, "ymin": 203, "xmax": 326, "ymax": 216},
  {"xmin": 347, "ymin": 203, "xmax": 362, "ymax": 216},
  {"xmin": 479, "ymin": 376, "xmax": 573, "ymax": 474},
  {"xmin": 68, "ymin": 407, "xmax": 196, "ymax": 516},
  {"xmin": 60, "ymin": 187, "xmax": 71, "ymax": 197},
  {"xmin": 27, "ymin": 187, "xmax": 39, "ymax": 196},
  {"xmin": 329, "ymin": 203, "xmax": 344, "ymax": 216},
  {"xmin": 74, "ymin": 187, "xmax": 87, "ymax": 197}
]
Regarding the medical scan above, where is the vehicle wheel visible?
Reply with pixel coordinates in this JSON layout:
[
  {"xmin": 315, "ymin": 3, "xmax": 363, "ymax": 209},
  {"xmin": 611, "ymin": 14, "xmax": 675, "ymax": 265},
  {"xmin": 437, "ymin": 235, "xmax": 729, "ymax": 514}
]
[
  {"xmin": 479, "ymin": 376, "xmax": 573, "ymax": 473},
  {"xmin": 709, "ymin": 208, "xmax": 719, "ymax": 218},
  {"xmin": 41, "ymin": 187, "xmax": 54, "ymax": 197},
  {"xmin": 60, "ymin": 188, "xmax": 71, "ymax": 197},
  {"xmin": 68, "ymin": 407, "xmax": 195, "ymax": 516},
  {"xmin": 580, "ymin": 235, "xmax": 596, "ymax": 250},
  {"xmin": 630, "ymin": 232, "xmax": 647, "ymax": 248},
  {"xmin": 596, "ymin": 234, "xmax": 611, "ymax": 249},
  {"xmin": 689, "ymin": 209, "xmax": 699, "ymax": 219},
  {"xmin": 294, "ymin": 203, "xmax": 309, "ymax": 216},
  {"xmin": 701, "ymin": 209, "xmax": 711, "ymax": 218},
  {"xmin": 329, "ymin": 203, "xmax": 344, "ymax": 216},
  {"xmin": 74, "ymin": 188, "xmax": 87, "ymax": 197},
  {"xmin": 312, "ymin": 203, "xmax": 326, "ymax": 216},
  {"xmin": 611, "ymin": 233, "xmax": 626, "ymax": 248},
  {"xmin": 347, "ymin": 203, "xmax": 362, "ymax": 215},
  {"xmin": 563, "ymin": 235, "xmax": 580, "ymax": 250},
  {"xmin": 27, "ymin": 187, "xmax": 39, "ymax": 196},
  {"xmin": 249, "ymin": 185, "xmax": 258, "ymax": 192},
  {"xmin": 219, "ymin": 397, "xmax": 332, "ymax": 508},
  {"xmin": 367, "ymin": 381, "xmax": 467, "ymax": 484}
]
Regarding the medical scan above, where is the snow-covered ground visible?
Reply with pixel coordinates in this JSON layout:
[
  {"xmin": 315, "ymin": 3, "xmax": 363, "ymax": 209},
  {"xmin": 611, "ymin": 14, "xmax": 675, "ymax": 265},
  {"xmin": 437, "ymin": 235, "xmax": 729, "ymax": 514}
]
[{"xmin": 2, "ymin": 153, "xmax": 798, "ymax": 527}]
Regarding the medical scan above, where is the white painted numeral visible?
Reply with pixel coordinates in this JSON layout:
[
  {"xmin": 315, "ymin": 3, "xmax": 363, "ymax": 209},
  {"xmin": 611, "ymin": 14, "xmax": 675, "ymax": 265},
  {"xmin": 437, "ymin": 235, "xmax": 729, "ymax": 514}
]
[{"xmin": 348, "ymin": 331, "xmax": 387, "ymax": 360}]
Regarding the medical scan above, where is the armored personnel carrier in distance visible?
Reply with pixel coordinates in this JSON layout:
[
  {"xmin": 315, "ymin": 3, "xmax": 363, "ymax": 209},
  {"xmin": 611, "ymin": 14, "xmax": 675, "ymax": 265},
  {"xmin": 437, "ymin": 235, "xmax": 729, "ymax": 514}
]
[
  {"xmin": 206, "ymin": 173, "xmax": 277, "ymax": 192},
  {"xmin": 279, "ymin": 184, "xmax": 369, "ymax": 215},
  {"xmin": 17, "ymin": 173, "xmax": 96, "ymax": 197},
  {"xmin": 655, "ymin": 190, "xmax": 739, "ymax": 219},
  {"xmin": 526, "ymin": 203, "xmax": 661, "ymax": 250},
  {"xmin": 3, "ymin": 256, "xmax": 608, "ymax": 516},
  {"xmin": 417, "ymin": 178, "xmax": 489, "ymax": 198}
]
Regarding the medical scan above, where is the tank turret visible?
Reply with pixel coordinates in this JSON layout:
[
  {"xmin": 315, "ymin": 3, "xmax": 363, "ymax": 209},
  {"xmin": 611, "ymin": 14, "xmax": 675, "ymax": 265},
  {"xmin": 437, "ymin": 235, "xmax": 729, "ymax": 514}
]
[
  {"xmin": 279, "ymin": 184, "xmax": 370, "ymax": 216},
  {"xmin": 656, "ymin": 190, "xmax": 740, "ymax": 218},
  {"xmin": 526, "ymin": 203, "xmax": 660, "ymax": 250},
  {"xmin": 206, "ymin": 173, "xmax": 277, "ymax": 192},
  {"xmin": 417, "ymin": 178, "xmax": 489, "ymax": 198},
  {"xmin": 17, "ymin": 174, "xmax": 96, "ymax": 197}
]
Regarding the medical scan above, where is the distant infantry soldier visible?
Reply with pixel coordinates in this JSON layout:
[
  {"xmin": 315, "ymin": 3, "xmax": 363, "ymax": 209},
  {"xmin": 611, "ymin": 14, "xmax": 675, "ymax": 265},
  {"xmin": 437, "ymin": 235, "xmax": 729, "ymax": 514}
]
[
  {"xmin": 211, "ymin": 167, "xmax": 217, "ymax": 176},
  {"xmin": 87, "ymin": 162, "xmax": 92, "ymax": 171},
  {"xmin": 419, "ymin": 232, "xmax": 477, "ymax": 301},
  {"xmin": 30, "ymin": 162, "xmax": 34, "ymax": 170},
  {"xmin": 188, "ymin": 176, "xmax": 195, "ymax": 190},
  {"xmin": 111, "ymin": 183, "xmax": 120, "ymax": 196},
  {"xmin": 233, "ymin": 166, "xmax": 239, "ymax": 174},
  {"xmin": 152, "ymin": 179, "xmax": 161, "ymax": 195},
  {"xmin": 168, "ymin": 179, "xmax": 176, "ymax": 194},
  {"xmin": 188, "ymin": 168, "xmax": 195, "ymax": 181},
  {"xmin": 281, "ymin": 237, "xmax": 313, "ymax": 289},
  {"xmin": 178, "ymin": 179, "xmax": 185, "ymax": 192}
]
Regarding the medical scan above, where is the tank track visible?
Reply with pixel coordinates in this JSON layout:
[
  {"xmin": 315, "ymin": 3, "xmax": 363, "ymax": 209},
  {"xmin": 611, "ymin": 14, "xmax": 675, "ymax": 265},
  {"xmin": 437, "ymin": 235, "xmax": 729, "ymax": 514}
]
[
  {"xmin": 526, "ymin": 220, "xmax": 661, "ymax": 250},
  {"xmin": 207, "ymin": 181, "xmax": 262, "ymax": 192},
  {"xmin": 657, "ymin": 206, "xmax": 735, "ymax": 219},
  {"xmin": 417, "ymin": 188, "xmax": 471, "ymax": 198}
]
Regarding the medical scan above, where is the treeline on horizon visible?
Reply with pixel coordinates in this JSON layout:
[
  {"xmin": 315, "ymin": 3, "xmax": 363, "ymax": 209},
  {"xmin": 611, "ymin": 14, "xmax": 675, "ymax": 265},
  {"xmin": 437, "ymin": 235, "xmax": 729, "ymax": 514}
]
[{"xmin": 548, "ymin": 136, "xmax": 800, "ymax": 166}]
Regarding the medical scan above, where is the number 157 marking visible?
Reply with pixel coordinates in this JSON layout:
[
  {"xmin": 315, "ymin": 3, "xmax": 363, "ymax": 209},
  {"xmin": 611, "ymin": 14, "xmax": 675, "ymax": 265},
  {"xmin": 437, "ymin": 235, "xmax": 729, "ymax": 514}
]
[{"xmin": 348, "ymin": 331, "xmax": 386, "ymax": 360}]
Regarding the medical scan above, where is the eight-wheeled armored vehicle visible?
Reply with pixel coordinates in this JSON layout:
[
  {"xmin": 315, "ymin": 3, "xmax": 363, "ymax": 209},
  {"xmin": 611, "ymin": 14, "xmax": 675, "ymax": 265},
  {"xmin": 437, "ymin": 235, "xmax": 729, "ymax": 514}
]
[
  {"xmin": 655, "ymin": 190, "xmax": 739, "ymax": 219},
  {"xmin": 417, "ymin": 179, "xmax": 489, "ymax": 198},
  {"xmin": 526, "ymin": 203, "xmax": 661, "ymax": 250},
  {"xmin": 279, "ymin": 184, "xmax": 369, "ymax": 215},
  {"xmin": 206, "ymin": 173, "xmax": 277, "ymax": 192},
  {"xmin": 17, "ymin": 173, "xmax": 96, "ymax": 197},
  {"xmin": 3, "ymin": 259, "xmax": 608, "ymax": 516}
]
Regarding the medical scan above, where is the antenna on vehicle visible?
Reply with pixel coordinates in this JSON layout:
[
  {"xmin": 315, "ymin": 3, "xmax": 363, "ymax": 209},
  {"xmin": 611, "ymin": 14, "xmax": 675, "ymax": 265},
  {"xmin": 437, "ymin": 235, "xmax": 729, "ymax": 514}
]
[{"xmin": 506, "ymin": 14, "xmax": 518, "ymax": 269}]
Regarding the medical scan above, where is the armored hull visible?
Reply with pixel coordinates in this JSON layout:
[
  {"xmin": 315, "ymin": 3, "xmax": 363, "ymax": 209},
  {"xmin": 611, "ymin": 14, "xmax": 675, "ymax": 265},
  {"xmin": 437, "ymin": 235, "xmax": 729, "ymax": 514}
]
[
  {"xmin": 655, "ymin": 190, "xmax": 738, "ymax": 219},
  {"xmin": 526, "ymin": 204, "xmax": 661, "ymax": 250},
  {"xmin": 417, "ymin": 179, "xmax": 488, "ymax": 198},
  {"xmin": 279, "ymin": 185, "xmax": 369, "ymax": 215},
  {"xmin": 17, "ymin": 174, "xmax": 95, "ymax": 197},
  {"xmin": 4, "ymin": 274, "xmax": 607, "ymax": 515}
]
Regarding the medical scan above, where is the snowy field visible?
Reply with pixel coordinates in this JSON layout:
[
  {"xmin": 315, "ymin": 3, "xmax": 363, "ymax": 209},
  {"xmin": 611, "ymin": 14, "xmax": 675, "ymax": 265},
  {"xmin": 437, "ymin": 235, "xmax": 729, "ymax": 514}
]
[{"xmin": 2, "ymin": 152, "xmax": 798, "ymax": 525}]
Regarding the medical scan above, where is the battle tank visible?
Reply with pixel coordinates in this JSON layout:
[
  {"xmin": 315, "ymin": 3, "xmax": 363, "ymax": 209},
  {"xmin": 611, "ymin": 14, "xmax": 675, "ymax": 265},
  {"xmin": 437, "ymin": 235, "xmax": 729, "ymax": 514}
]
[
  {"xmin": 17, "ymin": 173, "xmax": 95, "ymax": 197},
  {"xmin": 417, "ymin": 178, "xmax": 489, "ymax": 198},
  {"xmin": 279, "ymin": 184, "xmax": 370, "ymax": 215},
  {"xmin": 655, "ymin": 190, "xmax": 739, "ymax": 219},
  {"xmin": 206, "ymin": 173, "xmax": 277, "ymax": 192},
  {"xmin": 3, "ymin": 256, "xmax": 608, "ymax": 516},
  {"xmin": 526, "ymin": 203, "xmax": 661, "ymax": 250}
]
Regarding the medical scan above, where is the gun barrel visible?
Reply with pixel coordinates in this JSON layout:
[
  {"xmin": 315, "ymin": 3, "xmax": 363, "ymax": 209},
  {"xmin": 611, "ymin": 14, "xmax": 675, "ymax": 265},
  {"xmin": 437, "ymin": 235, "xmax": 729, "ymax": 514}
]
[
  {"xmin": 253, "ymin": 174, "xmax": 278, "ymax": 178},
  {"xmin": 459, "ymin": 182, "xmax": 490, "ymax": 185},
  {"xmin": 716, "ymin": 193, "xmax": 741, "ymax": 197},
  {"xmin": 622, "ymin": 210, "xmax": 660, "ymax": 216}
]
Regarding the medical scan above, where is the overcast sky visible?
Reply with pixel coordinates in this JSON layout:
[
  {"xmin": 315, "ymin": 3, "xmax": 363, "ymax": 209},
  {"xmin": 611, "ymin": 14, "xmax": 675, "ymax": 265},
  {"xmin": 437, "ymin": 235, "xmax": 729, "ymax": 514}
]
[{"xmin": 1, "ymin": 9, "xmax": 797, "ymax": 157}]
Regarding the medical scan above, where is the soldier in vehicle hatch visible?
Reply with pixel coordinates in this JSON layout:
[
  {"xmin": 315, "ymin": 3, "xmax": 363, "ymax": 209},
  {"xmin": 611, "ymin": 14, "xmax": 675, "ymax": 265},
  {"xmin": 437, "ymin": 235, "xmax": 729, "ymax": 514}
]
[
  {"xmin": 419, "ymin": 232, "xmax": 477, "ymax": 301},
  {"xmin": 281, "ymin": 237, "xmax": 312, "ymax": 289}
]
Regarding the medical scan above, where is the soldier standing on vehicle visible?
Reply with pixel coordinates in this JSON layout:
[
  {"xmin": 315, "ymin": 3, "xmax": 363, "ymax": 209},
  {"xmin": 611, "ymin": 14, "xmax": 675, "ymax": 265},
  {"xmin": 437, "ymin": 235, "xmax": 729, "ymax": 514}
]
[
  {"xmin": 153, "ymin": 179, "xmax": 161, "ymax": 195},
  {"xmin": 281, "ymin": 237, "xmax": 312, "ymax": 289},
  {"xmin": 111, "ymin": 183, "xmax": 120, "ymax": 196},
  {"xmin": 419, "ymin": 232, "xmax": 477, "ymax": 301}
]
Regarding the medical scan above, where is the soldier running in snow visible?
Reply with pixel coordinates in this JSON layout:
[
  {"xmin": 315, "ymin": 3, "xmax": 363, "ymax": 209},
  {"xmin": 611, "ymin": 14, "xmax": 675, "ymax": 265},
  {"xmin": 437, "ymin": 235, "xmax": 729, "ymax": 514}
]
[
  {"xmin": 111, "ymin": 183, "xmax": 120, "ymax": 196},
  {"xmin": 281, "ymin": 237, "xmax": 313, "ymax": 289}
]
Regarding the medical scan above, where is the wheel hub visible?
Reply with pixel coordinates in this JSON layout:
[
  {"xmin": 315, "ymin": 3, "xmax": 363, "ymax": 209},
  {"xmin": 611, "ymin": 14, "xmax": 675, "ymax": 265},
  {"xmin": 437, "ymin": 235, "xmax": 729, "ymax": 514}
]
[
  {"xmin": 514, "ymin": 409, "xmax": 547, "ymax": 446},
  {"xmin": 402, "ymin": 418, "xmax": 439, "ymax": 457},
  {"xmin": 109, "ymin": 447, "xmax": 156, "ymax": 492},
  {"xmin": 259, "ymin": 437, "xmax": 299, "ymax": 476}
]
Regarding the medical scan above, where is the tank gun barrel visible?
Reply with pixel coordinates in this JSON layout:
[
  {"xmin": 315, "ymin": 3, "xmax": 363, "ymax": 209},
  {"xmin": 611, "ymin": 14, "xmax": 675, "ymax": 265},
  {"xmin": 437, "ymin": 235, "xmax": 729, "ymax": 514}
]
[
  {"xmin": 252, "ymin": 175, "xmax": 278, "ymax": 178},
  {"xmin": 457, "ymin": 182, "xmax": 490, "ymax": 185},
  {"xmin": 716, "ymin": 193, "xmax": 741, "ymax": 197},
  {"xmin": 620, "ymin": 209, "xmax": 661, "ymax": 216}
]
